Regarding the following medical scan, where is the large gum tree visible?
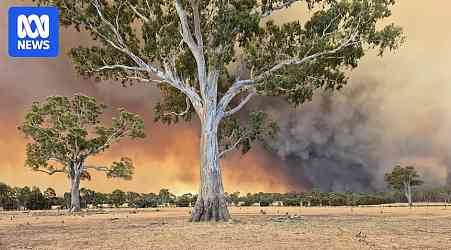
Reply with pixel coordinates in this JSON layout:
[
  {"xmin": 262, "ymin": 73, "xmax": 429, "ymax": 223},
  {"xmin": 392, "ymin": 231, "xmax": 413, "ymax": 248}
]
[
  {"xmin": 19, "ymin": 94, "xmax": 145, "ymax": 212},
  {"xmin": 33, "ymin": 0, "xmax": 403, "ymax": 221}
]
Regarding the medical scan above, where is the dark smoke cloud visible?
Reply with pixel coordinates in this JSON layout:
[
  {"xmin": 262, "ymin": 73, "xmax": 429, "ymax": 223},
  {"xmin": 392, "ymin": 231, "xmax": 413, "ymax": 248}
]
[
  {"xmin": 261, "ymin": 74, "xmax": 450, "ymax": 191},
  {"xmin": 258, "ymin": 82, "xmax": 382, "ymax": 192}
]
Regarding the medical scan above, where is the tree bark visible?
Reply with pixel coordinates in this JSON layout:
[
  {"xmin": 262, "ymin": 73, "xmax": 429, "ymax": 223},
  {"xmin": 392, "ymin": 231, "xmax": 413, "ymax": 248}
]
[
  {"xmin": 69, "ymin": 175, "xmax": 81, "ymax": 212},
  {"xmin": 191, "ymin": 113, "xmax": 231, "ymax": 222},
  {"xmin": 404, "ymin": 182, "xmax": 413, "ymax": 208}
]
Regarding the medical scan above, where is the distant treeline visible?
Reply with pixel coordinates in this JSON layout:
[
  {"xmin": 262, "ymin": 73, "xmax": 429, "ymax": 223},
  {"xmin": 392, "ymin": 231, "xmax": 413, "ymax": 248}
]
[{"xmin": 1, "ymin": 182, "xmax": 451, "ymax": 211}]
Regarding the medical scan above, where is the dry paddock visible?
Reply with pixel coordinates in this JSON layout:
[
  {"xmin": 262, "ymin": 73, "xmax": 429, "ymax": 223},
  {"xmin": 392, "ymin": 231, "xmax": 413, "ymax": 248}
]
[{"xmin": 0, "ymin": 206, "xmax": 451, "ymax": 250}]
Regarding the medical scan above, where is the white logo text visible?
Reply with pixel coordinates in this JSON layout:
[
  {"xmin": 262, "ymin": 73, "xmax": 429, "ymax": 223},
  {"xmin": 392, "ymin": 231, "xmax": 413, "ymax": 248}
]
[{"xmin": 17, "ymin": 14, "xmax": 50, "ymax": 39}]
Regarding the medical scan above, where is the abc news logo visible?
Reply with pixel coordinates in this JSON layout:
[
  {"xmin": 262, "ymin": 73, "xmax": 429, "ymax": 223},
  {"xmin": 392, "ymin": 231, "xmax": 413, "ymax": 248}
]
[
  {"xmin": 8, "ymin": 7, "xmax": 59, "ymax": 57},
  {"xmin": 17, "ymin": 14, "xmax": 50, "ymax": 50}
]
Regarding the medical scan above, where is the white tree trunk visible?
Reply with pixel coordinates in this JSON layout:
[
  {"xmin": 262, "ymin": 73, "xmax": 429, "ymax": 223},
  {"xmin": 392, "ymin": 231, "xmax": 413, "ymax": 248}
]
[
  {"xmin": 404, "ymin": 182, "xmax": 413, "ymax": 208},
  {"xmin": 69, "ymin": 174, "xmax": 81, "ymax": 212},
  {"xmin": 407, "ymin": 184, "xmax": 412, "ymax": 207},
  {"xmin": 191, "ymin": 108, "xmax": 230, "ymax": 222}
]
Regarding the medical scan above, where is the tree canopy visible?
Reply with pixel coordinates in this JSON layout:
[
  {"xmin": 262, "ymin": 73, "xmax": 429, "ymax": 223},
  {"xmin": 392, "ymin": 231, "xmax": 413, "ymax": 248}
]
[
  {"xmin": 19, "ymin": 94, "xmax": 145, "ymax": 180},
  {"xmin": 385, "ymin": 165, "xmax": 423, "ymax": 190},
  {"xmin": 32, "ymin": 0, "xmax": 403, "ymax": 155}
]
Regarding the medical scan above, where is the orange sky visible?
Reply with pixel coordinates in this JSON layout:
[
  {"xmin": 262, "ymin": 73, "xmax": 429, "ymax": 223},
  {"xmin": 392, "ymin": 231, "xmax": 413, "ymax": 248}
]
[{"xmin": 0, "ymin": 1, "xmax": 450, "ymax": 195}]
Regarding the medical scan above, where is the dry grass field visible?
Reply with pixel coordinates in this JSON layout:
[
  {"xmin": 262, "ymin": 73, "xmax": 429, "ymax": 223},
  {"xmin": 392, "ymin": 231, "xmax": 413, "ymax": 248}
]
[{"xmin": 1, "ymin": 205, "xmax": 451, "ymax": 250}]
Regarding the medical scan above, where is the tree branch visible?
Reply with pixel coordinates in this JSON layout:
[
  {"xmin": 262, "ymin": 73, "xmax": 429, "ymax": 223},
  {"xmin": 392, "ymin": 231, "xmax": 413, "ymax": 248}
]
[
  {"xmin": 48, "ymin": 157, "xmax": 66, "ymax": 165},
  {"xmin": 260, "ymin": 0, "xmax": 301, "ymax": 17},
  {"xmin": 129, "ymin": 3, "xmax": 150, "ymax": 23},
  {"xmin": 255, "ymin": 33, "xmax": 360, "ymax": 81},
  {"xmin": 222, "ymin": 89, "xmax": 257, "ymax": 118},
  {"xmin": 163, "ymin": 98, "xmax": 191, "ymax": 117},
  {"xmin": 190, "ymin": 0, "xmax": 204, "ymax": 48},
  {"xmin": 175, "ymin": 0, "xmax": 209, "ymax": 102},
  {"xmin": 84, "ymin": 165, "xmax": 109, "ymax": 172},
  {"xmin": 89, "ymin": 0, "xmax": 204, "ymax": 115},
  {"xmin": 33, "ymin": 168, "xmax": 65, "ymax": 175},
  {"xmin": 218, "ymin": 79, "xmax": 255, "ymax": 115},
  {"xmin": 218, "ymin": 20, "xmax": 361, "ymax": 113},
  {"xmin": 218, "ymin": 136, "xmax": 245, "ymax": 159},
  {"xmin": 175, "ymin": 0, "xmax": 198, "ymax": 52},
  {"xmin": 95, "ymin": 64, "xmax": 148, "ymax": 72}
]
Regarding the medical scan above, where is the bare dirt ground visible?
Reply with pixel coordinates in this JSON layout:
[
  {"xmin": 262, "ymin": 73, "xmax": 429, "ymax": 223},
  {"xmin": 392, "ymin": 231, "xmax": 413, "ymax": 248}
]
[{"xmin": 1, "ymin": 206, "xmax": 451, "ymax": 250}]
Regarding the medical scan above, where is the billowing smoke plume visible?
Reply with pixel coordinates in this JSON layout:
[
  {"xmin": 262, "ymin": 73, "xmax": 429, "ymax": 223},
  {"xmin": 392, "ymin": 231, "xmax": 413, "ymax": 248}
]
[
  {"xmin": 259, "ymin": 72, "xmax": 450, "ymax": 192},
  {"xmin": 260, "ymin": 82, "xmax": 381, "ymax": 192}
]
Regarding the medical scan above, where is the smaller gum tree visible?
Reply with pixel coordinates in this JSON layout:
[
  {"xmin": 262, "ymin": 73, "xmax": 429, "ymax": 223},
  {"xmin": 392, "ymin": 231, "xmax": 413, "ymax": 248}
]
[
  {"xmin": 19, "ymin": 94, "xmax": 145, "ymax": 212},
  {"xmin": 384, "ymin": 165, "xmax": 423, "ymax": 207}
]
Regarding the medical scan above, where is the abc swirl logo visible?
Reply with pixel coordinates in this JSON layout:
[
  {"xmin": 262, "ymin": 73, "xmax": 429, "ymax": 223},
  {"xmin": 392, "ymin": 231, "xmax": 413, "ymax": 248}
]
[{"xmin": 17, "ymin": 14, "xmax": 50, "ymax": 39}]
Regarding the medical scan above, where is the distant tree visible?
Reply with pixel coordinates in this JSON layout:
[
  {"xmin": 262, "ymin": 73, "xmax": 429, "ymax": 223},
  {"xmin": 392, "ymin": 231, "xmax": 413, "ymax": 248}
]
[
  {"xmin": 0, "ymin": 183, "xmax": 16, "ymax": 210},
  {"xmin": 94, "ymin": 192, "xmax": 108, "ymax": 206},
  {"xmin": 133, "ymin": 193, "xmax": 159, "ymax": 208},
  {"xmin": 385, "ymin": 165, "xmax": 423, "ymax": 207},
  {"xmin": 329, "ymin": 192, "xmax": 346, "ymax": 206},
  {"xmin": 0, "ymin": 183, "xmax": 9, "ymax": 199},
  {"xmin": 0, "ymin": 183, "xmax": 9, "ymax": 206},
  {"xmin": 244, "ymin": 193, "xmax": 253, "ymax": 205},
  {"xmin": 14, "ymin": 186, "xmax": 31, "ymax": 209},
  {"xmin": 158, "ymin": 189, "xmax": 176, "ymax": 205},
  {"xmin": 80, "ymin": 188, "xmax": 97, "ymax": 207},
  {"xmin": 43, "ymin": 187, "xmax": 56, "ymax": 199},
  {"xmin": 44, "ymin": 187, "xmax": 57, "ymax": 207},
  {"xmin": 53, "ymin": 196, "xmax": 66, "ymax": 207},
  {"xmin": 176, "ymin": 193, "xmax": 193, "ymax": 207},
  {"xmin": 110, "ymin": 189, "xmax": 126, "ymax": 207},
  {"xmin": 19, "ymin": 94, "xmax": 145, "ymax": 212},
  {"xmin": 33, "ymin": 0, "xmax": 404, "ymax": 221},
  {"xmin": 28, "ymin": 187, "xmax": 49, "ymax": 210},
  {"xmin": 438, "ymin": 186, "xmax": 451, "ymax": 205},
  {"xmin": 63, "ymin": 192, "xmax": 71, "ymax": 209},
  {"xmin": 309, "ymin": 190, "xmax": 324, "ymax": 206},
  {"xmin": 229, "ymin": 192, "xmax": 241, "ymax": 206},
  {"xmin": 125, "ymin": 191, "xmax": 141, "ymax": 205},
  {"xmin": 283, "ymin": 198, "xmax": 301, "ymax": 207}
]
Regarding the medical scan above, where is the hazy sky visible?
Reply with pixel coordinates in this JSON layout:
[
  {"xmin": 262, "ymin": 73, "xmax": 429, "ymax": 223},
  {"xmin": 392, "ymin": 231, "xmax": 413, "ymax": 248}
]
[{"xmin": 0, "ymin": 0, "xmax": 450, "ymax": 194}]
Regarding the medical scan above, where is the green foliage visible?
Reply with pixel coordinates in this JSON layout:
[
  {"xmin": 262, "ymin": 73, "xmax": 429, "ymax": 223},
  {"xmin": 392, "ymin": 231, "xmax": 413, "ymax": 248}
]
[
  {"xmin": 3, "ymin": 181, "xmax": 451, "ymax": 211},
  {"xmin": 228, "ymin": 192, "xmax": 241, "ymax": 206},
  {"xmin": 248, "ymin": 0, "xmax": 404, "ymax": 105},
  {"xmin": 107, "ymin": 157, "xmax": 134, "ymax": 180},
  {"xmin": 219, "ymin": 111, "xmax": 278, "ymax": 155},
  {"xmin": 153, "ymin": 85, "xmax": 195, "ymax": 125},
  {"xmin": 43, "ymin": 187, "xmax": 56, "ymax": 199},
  {"xmin": 110, "ymin": 189, "xmax": 126, "ymax": 207},
  {"xmin": 0, "ymin": 183, "xmax": 16, "ymax": 210},
  {"xmin": 0, "ymin": 184, "xmax": 53, "ymax": 210},
  {"xmin": 80, "ymin": 188, "xmax": 97, "ymax": 206},
  {"xmin": 43, "ymin": 187, "xmax": 58, "ymax": 206},
  {"xmin": 132, "ymin": 193, "xmax": 159, "ymax": 208},
  {"xmin": 19, "ymin": 94, "xmax": 145, "ymax": 181},
  {"xmin": 158, "ymin": 189, "xmax": 176, "ymax": 204},
  {"xmin": 31, "ymin": 0, "xmax": 404, "ymax": 157},
  {"xmin": 176, "ymin": 193, "xmax": 195, "ymax": 207},
  {"xmin": 385, "ymin": 165, "xmax": 424, "ymax": 190},
  {"xmin": 27, "ymin": 187, "xmax": 49, "ymax": 210}
]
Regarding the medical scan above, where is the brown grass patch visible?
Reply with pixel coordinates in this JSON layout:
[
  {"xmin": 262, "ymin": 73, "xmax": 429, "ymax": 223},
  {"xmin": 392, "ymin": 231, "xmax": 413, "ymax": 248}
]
[{"xmin": 1, "ymin": 206, "xmax": 451, "ymax": 249}]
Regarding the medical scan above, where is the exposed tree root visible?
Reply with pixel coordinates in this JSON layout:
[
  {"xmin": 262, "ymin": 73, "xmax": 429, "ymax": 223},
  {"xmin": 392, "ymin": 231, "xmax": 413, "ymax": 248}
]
[{"xmin": 190, "ymin": 196, "xmax": 231, "ymax": 222}]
